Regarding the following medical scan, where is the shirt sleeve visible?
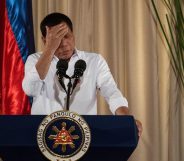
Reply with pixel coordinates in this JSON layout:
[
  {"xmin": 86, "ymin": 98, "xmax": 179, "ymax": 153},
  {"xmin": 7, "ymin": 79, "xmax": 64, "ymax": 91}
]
[
  {"xmin": 22, "ymin": 54, "xmax": 44, "ymax": 97},
  {"xmin": 96, "ymin": 55, "xmax": 128, "ymax": 114}
]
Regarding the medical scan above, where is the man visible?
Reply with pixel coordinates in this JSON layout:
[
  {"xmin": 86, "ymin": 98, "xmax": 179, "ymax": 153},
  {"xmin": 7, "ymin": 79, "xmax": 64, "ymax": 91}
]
[{"xmin": 22, "ymin": 12, "xmax": 142, "ymax": 135}]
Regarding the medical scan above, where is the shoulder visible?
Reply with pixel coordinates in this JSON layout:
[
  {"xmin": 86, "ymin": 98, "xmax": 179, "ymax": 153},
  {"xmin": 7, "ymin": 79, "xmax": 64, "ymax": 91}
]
[
  {"xmin": 76, "ymin": 50, "xmax": 109, "ymax": 73},
  {"xmin": 76, "ymin": 49, "xmax": 105, "ymax": 63},
  {"xmin": 25, "ymin": 52, "xmax": 42, "ymax": 66},
  {"xmin": 27, "ymin": 52, "xmax": 42, "ymax": 60},
  {"xmin": 26, "ymin": 52, "xmax": 42, "ymax": 62}
]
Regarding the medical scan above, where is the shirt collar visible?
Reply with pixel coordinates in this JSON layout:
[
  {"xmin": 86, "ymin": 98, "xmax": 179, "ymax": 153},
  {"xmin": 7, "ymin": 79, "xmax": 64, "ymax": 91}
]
[{"xmin": 53, "ymin": 48, "xmax": 80, "ymax": 61}]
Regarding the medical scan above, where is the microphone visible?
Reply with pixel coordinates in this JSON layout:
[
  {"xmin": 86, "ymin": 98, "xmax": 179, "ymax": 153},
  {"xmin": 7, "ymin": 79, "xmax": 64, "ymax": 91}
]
[
  {"xmin": 72, "ymin": 59, "xmax": 87, "ymax": 78},
  {"xmin": 71, "ymin": 59, "xmax": 86, "ymax": 94},
  {"xmin": 56, "ymin": 59, "xmax": 68, "ymax": 92},
  {"xmin": 56, "ymin": 59, "xmax": 68, "ymax": 77}
]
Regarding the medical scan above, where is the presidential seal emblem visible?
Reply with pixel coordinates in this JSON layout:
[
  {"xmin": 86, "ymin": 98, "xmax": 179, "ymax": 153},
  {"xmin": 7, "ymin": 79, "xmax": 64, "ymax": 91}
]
[{"xmin": 37, "ymin": 111, "xmax": 91, "ymax": 161}]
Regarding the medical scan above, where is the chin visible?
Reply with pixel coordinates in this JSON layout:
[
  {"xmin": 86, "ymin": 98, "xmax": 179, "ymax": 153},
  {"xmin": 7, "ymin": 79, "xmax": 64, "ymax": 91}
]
[
  {"xmin": 56, "ymin": 50, "xmax": 74, "ymax": 60},
  {"xmin": 59, "ymin": 55, "xmax": 71, "ymax": 60}
]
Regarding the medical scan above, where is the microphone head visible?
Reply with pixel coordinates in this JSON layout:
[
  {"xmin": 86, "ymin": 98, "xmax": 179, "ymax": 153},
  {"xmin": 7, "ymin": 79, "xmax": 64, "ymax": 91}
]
[
  {"xmin": 75, "ymin": 59, "xmax": 86, "ymax": 70},
  {"xmin": 74, "ymin": 59, "xmax": 86, "ymax": 78},
  {"xmin": 56, "ymin": 59, "xmax": 68, "ymax": 75}
]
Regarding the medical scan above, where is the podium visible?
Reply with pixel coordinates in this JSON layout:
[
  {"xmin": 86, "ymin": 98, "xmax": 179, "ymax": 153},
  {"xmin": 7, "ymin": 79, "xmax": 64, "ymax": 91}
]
[{"xmin": 0, "ymin": 115, "xmax": 138, "ymax": 161}]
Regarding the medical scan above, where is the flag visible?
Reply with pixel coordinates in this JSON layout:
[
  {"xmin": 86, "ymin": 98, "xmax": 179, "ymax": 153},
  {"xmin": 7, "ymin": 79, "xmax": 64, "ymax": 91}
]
[{"xmin": 0, "ymin": 0, "xmax": 35, "ymax": 114}]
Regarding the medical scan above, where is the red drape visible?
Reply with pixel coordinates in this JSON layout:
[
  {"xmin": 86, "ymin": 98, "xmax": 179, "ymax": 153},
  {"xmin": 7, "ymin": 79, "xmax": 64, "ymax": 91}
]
[{"xmin": 0, "ymin": 0, "xmax": 31, "ymax": 114}]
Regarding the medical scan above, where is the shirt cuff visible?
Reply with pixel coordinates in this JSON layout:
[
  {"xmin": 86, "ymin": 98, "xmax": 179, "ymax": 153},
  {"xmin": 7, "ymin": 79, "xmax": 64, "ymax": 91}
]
[{"xmin": 109, "ymin": 97, "xmax": 128, "ymax": 115}]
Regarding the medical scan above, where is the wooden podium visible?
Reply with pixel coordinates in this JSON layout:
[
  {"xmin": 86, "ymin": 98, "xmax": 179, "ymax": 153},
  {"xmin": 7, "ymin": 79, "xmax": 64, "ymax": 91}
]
[{"xmin": 0, "ymin": 115, "xmax": 138, "ymax": 161}]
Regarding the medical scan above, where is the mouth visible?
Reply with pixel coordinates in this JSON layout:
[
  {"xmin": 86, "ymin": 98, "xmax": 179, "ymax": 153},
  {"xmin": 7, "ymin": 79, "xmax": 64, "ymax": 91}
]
[
  {"xmin": 57, "ymin": 50, "xmax": 72, "ymax": 59},
  {"xmin": 55, "ymin": 48, "xmax": 74, "ymax": 59},
  {"xmin": 62, "ymin": 49, "xmax": 70, "ymax": 53},
  {"xmin": 63, "ymin": 50, "xmax": 70, "ymax": 53}
]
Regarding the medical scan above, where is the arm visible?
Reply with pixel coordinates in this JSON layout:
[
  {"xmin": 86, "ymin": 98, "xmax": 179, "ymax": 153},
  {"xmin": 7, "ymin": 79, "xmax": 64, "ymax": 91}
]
[
  {"xmin": 96, "ymin": 56, "xmax": 142, "ymax": 136},
  {"xmin": 96, "ymin": 55, "xmax": 128, "ymax": 114},
  {"xmin": 36, "ymin": 23, "xmax": 68, "ymax": 80},
  {"xmin": 115, "ymin": 106, "xmax": 129, "ymax": 115},
  {"xmin": 22, "ymin": 23, "xmax": 68, "ymax": 96}
]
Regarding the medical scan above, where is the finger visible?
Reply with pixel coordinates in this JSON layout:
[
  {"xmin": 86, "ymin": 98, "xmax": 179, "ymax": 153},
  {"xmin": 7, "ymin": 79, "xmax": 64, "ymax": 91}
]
[
  {"xmin": 56, "ymin": 25, "xmax": 68, "ymax": 36},
  {"xmin": 53, "ymin": 23, "xmax": 66, "ymax": 30},
  {"xmin": 49, "ymin": 23, "xmax": 67, "ymax": 34},
  {"xmin": 47, "ymin": 25, "xmax": 68, "ymax": 39},
  {"xmin": 46, "ymin": 26, "xmax": 49, "ymax": 35},
  {"xmin": 56, "ymin": 27, "xmax": 68, "ymax": 39},
  {"xmin": 135, "ymin": 120, "xmax": 143, "ymax": 137}
]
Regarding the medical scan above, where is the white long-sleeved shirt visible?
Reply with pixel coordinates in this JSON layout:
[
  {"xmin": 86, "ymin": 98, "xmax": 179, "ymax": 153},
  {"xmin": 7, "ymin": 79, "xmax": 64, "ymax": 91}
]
[{"xmin": 22, "ymin": 49, "xmax": 128, "ymax": 115}]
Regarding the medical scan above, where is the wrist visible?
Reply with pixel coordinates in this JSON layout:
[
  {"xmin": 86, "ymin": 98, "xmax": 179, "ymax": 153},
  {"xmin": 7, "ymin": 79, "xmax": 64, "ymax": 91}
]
[
  {"xmin": 115, "ymin": 107, "xmax": 129, "ymax": 115},
  {"xmin": 43, "ymin": 48, "xmax": 55, "ymax": 57}
]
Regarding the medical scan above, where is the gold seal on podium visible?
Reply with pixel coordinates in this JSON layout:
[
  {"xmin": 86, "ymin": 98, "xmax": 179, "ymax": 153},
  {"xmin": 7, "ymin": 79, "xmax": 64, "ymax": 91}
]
[{"xmin": 37, "ymin": 111, "xmax": 91, "ymax": 161}]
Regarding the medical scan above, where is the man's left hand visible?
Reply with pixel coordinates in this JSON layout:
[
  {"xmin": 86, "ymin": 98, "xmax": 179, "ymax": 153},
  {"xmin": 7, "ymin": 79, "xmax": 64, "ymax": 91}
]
[{"xmin": 115, "ymin": 107, "xmax": 143, "ymax": 137}]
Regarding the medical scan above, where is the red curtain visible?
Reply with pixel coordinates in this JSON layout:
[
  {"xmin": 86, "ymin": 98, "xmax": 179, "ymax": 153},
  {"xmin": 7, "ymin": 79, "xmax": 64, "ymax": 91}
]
[{"xmin": 0, "ymin": 0, "xmax": 35, "ymax": 114}]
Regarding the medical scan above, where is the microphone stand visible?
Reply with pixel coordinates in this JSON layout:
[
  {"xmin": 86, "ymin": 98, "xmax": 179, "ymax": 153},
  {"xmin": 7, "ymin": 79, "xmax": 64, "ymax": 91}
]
[
  {"xmin": 57, "ymin": 59, "xmax": 86, "ymax": 111},
  {"xmin": 66, "ymin": 78, "xmax": 72, "ymax": 111}
]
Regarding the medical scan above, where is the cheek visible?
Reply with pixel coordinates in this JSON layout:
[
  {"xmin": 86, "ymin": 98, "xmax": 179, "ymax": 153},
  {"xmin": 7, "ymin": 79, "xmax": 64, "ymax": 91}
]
[
  {"xmin": 69, "ymin": 41, "xmax": 75, "ymax": 49},
  {"xmin": 69, "ymin": 37, "xmax": 75, "ymax": 46}
]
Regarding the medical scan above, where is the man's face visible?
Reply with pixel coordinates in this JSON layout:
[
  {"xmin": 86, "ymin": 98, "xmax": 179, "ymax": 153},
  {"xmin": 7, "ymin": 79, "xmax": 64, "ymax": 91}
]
[
  {"xmin": 43, "ymin": 23, "xmax": 75, "ymax": 60},
  {"xmin": 54, "ymin": 26, "xmax": 75, "ymax": 60}
]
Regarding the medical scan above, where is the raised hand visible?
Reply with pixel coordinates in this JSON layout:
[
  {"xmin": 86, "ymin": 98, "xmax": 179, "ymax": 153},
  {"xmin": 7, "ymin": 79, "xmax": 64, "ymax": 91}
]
[{"xmin": 44, "ymin": 23, "xmax": 69, "ymax": 55}]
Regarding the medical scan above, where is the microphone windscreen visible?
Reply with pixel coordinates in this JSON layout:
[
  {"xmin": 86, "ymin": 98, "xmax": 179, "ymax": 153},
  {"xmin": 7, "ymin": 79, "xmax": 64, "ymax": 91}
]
[
  {"xmin": 73, "ymin": 60, "xmax": 87, "ymax": 78},
  {"xmin": 56, "ymin": 59, "xmax": 68, "ymax": 71},
  {"xmin": 75, "ymin": 59, "xmax": 86, "ymax": 71}
]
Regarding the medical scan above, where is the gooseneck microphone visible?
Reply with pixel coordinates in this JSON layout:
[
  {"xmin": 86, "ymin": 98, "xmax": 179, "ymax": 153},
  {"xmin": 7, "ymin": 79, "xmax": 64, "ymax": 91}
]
[
  {"xmin": 56, "ymin": 59, "xmax": 70, "ymax": 78},
  {"xmin": 56, "ymin": 59, "xmax": 68, "ymax": 92},
  {"xmin": 72, "ymin": 59, "xmax": 87, "ymax": 78},
  {"xmin": 56, "ymin": 59, "xmax": 87, "ymax": 110},
  {"xmin": 71, "ymin": 60, "xmax": 87, "ymax": 94}
]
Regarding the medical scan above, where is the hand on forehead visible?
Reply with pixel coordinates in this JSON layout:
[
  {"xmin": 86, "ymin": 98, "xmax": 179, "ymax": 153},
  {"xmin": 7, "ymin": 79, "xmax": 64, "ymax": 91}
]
[{"xmin": 47, "ymin": 22, "xmax": 68, "ymax": 30}]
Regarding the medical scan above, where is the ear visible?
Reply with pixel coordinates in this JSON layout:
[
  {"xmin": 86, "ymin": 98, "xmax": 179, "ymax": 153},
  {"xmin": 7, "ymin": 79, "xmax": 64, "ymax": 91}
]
[{"xmin": 42, "ymin": 36, "xmax": 46, "ymax": 44}]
